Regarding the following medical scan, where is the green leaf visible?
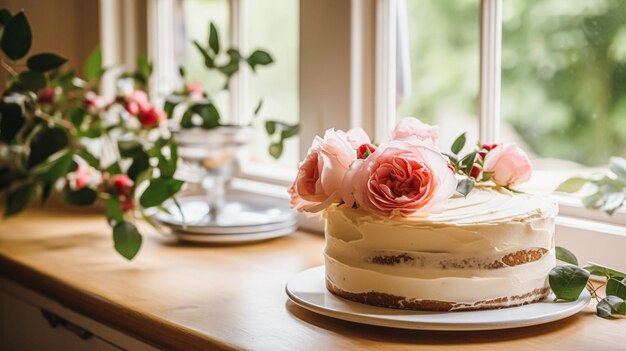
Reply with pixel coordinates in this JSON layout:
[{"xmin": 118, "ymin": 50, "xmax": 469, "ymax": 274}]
[
  {"xmin": 105, "ymin": 162, "xmax": 122, "ymax": 174},
  {"xmin": 208, "ymin": 22, "xmax": 219, "ymax": 54},
  {"xmin": 77, "ymin": 148, "xmax": 99, "ymax": 168},
  {"xmin": 253, "ymin": 99, "xmax": 263, "ymax": 116},
  {"xmin": 136, "ymin": 54, "xmax": 152, "ymax": 78},
  {"xmin": 29, "ymin": 148, "xmax": 73, "ymax": 182},
  {"xmin": 548, "ymin": 264, "xmax": 590, "ymax": 301},
  {"xmin": 5, "ymin": 183, "xmax": 32, "ymax": 217},
  {"xmin": 157, "ymin": 141, "xmax": 177, "ymax": 178},
  {"xmin": 18, "ymin": 70, "xmax": 47, "ymax": 92},
  {"xmin": 118, "ymin": 140, "xmax": 143, "ymax": 158},
  {"xmin": 555, "ymin": 246, "xmax": 578, "ymax": 266},
  {"xmin": 582, "ymin": 191, "xmax": 605, "ymax": 209},
  {"xmin": 193, "ymin": 41, "xmax": 213, "ymax": 68},
  {"xmin": 27, "ymin": 53, "xmax": 67, "ymax": 72},
  {"xmin": 606, "ymin": 277, "xmax": 626, "ymax": 299},
  {"xmin": 218, "ymin": 50, "xmax": 240, "ymax": 77},
  {"xmin": 1, "ymin": 11, "xmax": 32, "ymax": 60},
  {"xmin": 460, "ymin": 151, "xmax": 476, "ymax": 173},
  {"xmin": 584, "ymin": 262, "xmax": 626, "ymax": 280},
  {"xmin": 597, "ymin": 296, "xmax": 626, "ymax": 319},
  {"xmin": 265, "ymin": 120, "xmax": 276, "ymax": 135},
  {"xmin": 28, "ymin": 127, "xmax": 68, "ymax": 168},
  {"xmin": 556, "ymin": 177, "xmax": 588, "ymax": 193},
  {"xmin": 602, "ymin": 192, "xmax": 625, "ymax": 215},
  {"xmin": 280, "ymin": 124, "xmax": 300, "ymax": 139},
  {"xmin": 269, "ymin": 141, "xmax": 283, "ymax": 159},
  {"xmin": 112, "ymin": 221, "xmax": 142, "ymax": 260},
  {"xmin": 456, "ymin": 178, "xmax": 474, "ymax": 197},
  {"xmin": 106, "ymin": 197, "xmax": 124, "ymax": 226},
  {"xmin": 191, "ymin": 103, "xmax": 220, "ymax": 129},
  {"xmin": 70, "ymin": 108, "xmax": 86, "ymax": 128},
  {"xmin": 0, "ymin": 102, "xmax": 25, "ymax": 142},
  {"xmin": 127, "ymin": 151, "xmax": 150, "ymax": 181},
  {"xmin": 0, "ymin": 9, "xmax": 12, "ymax": 25},
  {"xmin": 179, "ymin": 66, "xmax": 186, "ymax": 78},
  {"xmin": 64, "ymin": 187, "xmax": 98, "ymax": 206},
  {"xmin": 164, "ymin": 100, "xmax": 179, "ymax": 119},
  {"xmin": 84, "ymin": 46, "xmax": 103, "ymax": 83},
  {"xmin": 139, "ymin": 178, "xmax": 184, "ymax": 208},
  {"xmin": 609, "ymin": 157, "xmax": 626, "ymax": 182},
  {"xmin": 450, "ymin": 133, "xmax": 466, "ymax": 155},
  {"xmin": 247, "ymin": 50, "xmax": 273, "ymax": 71}
]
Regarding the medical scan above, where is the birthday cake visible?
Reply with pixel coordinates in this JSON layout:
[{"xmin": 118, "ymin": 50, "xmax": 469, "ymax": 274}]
[{"xmin": 289, "ymin": 118, "xmax": 558, "ymax": 311}]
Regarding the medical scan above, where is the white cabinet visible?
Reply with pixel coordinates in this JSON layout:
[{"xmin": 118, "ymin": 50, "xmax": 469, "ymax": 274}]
[{"xmin": 0, "ymin": 279, "xmax": 160, "ymax": 351}]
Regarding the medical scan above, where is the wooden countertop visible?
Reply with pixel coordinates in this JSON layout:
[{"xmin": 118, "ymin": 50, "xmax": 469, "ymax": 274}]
[{"xmin": 0, "ymin": 208, "xmax": 624, "ymax": 351}]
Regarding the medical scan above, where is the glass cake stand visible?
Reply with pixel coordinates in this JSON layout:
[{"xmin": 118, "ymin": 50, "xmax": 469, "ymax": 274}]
[{"xmin": 156, "ymin": 126, "xmax": 297, "ymax": 243}]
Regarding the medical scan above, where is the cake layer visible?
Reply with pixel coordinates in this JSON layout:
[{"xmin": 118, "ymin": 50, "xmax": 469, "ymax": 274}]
[{"xmin": 323, "ymin": 188, "xmax": 558, "ymax": 310}]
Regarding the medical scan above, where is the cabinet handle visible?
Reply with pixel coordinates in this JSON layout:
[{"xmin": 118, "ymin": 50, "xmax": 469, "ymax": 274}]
[{"xmin": 41, "ymin": 309, "xmax": 93, "ymax": 340}]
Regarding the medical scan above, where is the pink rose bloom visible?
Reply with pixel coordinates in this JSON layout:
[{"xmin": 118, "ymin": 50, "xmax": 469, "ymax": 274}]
[
  {"xmin": 289, "ymin": 129, "xmax": 357, "ymax": 213},
  {"xmin": 125, "ymin": 90, "xmax": 150, "ymax": 115},
  {"xmin": 138, "ymin": 106, "xmax": 166, "ymax": 128},
  {"xmin": 342, "ymin": 140, "xmax": 456, "ymax": 217},
  {"xmin": 483, "ymin": 143, "xmax": 533, "ymax": 187},
  {"xmin": 84, "ymin": 92, "xmax": 109, "ymax": 111},
  {"xmin": 68, "ymin": 165, "xmax": 102, "ymax": 190},
  {"xmin": 342, "ymin": 127, "xmax": 371, "ymax": 148},
  {"xmin": 391, "ymin": 117, "xmax": 439, "ymax": 146},
  {"xmin": 185, "ymin": 81, "xmax": 204, "ymax": 100}
]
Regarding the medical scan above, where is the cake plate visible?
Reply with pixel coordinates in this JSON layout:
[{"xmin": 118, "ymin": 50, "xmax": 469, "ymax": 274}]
[
  {"xmin": 286, "ymin": 266, "xmax": 591, "ymax": 331},
  {"xmin": 153, "ymin": 191, "xmax": 297, "ymax": 244}
]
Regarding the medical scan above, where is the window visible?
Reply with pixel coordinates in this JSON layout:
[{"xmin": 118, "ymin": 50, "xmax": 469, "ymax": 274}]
[
  {"xmin": 397, "ymin": 0, "xmax": 480, "ymax": 150},
  {"xmin": 501, "ymin": 0, "xmax": 626, "ymax": 169},
  {"xmin": 151, "ymin": 0, "xmax": 300, "ymax": 183}
]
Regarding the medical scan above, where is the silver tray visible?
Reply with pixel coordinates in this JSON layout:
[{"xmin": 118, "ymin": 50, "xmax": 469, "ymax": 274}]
[
  {"xmin": 171, "ymin": 225, "xmax": 298, "ymax": 244},
  {"xmin": 153, "ymin": 192, "xmax": 297, "ymax": 235}
]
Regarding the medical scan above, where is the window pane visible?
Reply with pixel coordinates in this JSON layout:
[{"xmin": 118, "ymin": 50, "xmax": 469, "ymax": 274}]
[
  {"xmin": 176, "ymin": 0, "xmax": 231, "ymax": 120},
  {"xmin": 397, "ymin": 0, "xmax": 480, "ymax": 150},
  {"xmin": 174, "ymin": 0, "xmax": 299, "ymax": 168},
  {"xmin": 502, "ymin": 0, "xmax": 626, "ymax": 167},
  {"xmin": 243, "ymin": 0, "xmax": 299, "ymax": 167}
]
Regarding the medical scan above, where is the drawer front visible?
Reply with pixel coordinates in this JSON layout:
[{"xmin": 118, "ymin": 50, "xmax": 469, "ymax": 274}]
[{"xmin": 0, "ymin": 291, "xmax": 123, "ymax": 351}]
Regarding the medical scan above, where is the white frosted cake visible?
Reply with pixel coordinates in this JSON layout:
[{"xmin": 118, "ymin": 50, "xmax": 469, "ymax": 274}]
[{"xmin": 324, "ymin": 188, "xmax": 558, "ymax": 311}]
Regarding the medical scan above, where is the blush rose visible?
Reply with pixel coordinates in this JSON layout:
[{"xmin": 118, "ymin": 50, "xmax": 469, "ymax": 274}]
[
  {"xmin": 342, "ymin": 140, "xmax": 456, "ymax": 217},
  {"xmin": 483, "ymin": 143, "xmax": 533, "ymax": 187},
  {"xmin": 289, "ymin": 127, "xmax": 369, "ymax": 213},
  {"xmin": 390, "ymin": 117, "xmax": 439, "ymax": 146}
]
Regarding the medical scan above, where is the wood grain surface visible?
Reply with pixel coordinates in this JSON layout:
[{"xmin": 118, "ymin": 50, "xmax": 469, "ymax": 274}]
[{"xmin": 0, "ymin": 208, "xmax": 624, "ymax": 351}]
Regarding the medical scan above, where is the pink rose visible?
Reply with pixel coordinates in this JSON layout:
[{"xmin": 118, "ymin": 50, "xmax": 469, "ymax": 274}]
[
  {"xmin": 342, "ymin": 127, "xmax": 371, "ymax": 148},
  {"xmin": 289, "ymin": 129, "xmax": 358, "ymax": 213},
  {"xmin": 391, "ymin": 117, "xmax": 439, "ymax": 145},
  {"xmin": 483, "ymin": 143, "xmax": 533, "ymax": 187},
  {"xmin": 84, "ymin": 92, "xmax": 109, "ymax": 111},
  {"xmin": 185, "ymin": 81, "xmax": 204, "ymax": 100},
  {"xmin": 138, "ymin": 106, "xmax": 166, "ymax": 128},
  {"xmin": 68, "ymin": 165, "xmax": 102, "ymax": 190},
  {"xmin": 124, "ymin": 90, "xmax": 150, "ymax": 115},
  {"xmin": 342, "ymin": 140, "xmax": 456, "ymax": 217}
]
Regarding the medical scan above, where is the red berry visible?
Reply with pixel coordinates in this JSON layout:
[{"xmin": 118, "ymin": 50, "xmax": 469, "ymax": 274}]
[
  {"xmin": 37, "ymin": 88, "xmax": 55, "ymax": 104},
  {"xmin": 112, "ymin": 174, "xmax": 134, "ymax": 195},
  {"xmin": 470, "ymin": 165, "xmax": 481, "ymax": 179},
  {"xmin": 356, "ymin": 143, "xmax": 377, "ymax": 159},
  {"xmin": 138, "ymin": 106, "xmax": 166, "ymax": 128}
]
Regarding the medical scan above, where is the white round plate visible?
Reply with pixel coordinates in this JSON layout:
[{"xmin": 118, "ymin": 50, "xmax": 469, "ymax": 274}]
[
  {"xmin": 171, "ymin": 224, "xmax": 297, "ymax": 244},
  {"xmin": 286, "ymin": 266, "xmax": 591, "ymax": 331}
]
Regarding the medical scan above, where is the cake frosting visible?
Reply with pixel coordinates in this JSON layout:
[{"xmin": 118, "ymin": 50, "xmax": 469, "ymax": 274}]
[{"xmin": 324, "ymin": 187, "xmax": 559, "ymax": 311}]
